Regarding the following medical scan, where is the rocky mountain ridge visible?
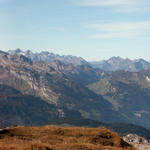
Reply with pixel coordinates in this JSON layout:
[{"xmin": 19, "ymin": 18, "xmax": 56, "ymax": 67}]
[
  {"xmin": 91, "ymin": 56, "xmax": 150, "ymax": 72},
  {"xmin": 8, "ymin": 49, "xmax": 88, "ymax": 65},
  {"xmin": 8, "ymin": 49, "xmax": 150, "ymax": 72}
]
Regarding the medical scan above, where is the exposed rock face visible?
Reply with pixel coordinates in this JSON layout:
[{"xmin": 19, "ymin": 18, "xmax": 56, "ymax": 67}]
[
  {"xmin": 0, "ymin": 51, "xmax": 59, "ymax": 105},
  {"xmin": 123, "ymin": 134, "xmax": 150, "ymax": 150}
]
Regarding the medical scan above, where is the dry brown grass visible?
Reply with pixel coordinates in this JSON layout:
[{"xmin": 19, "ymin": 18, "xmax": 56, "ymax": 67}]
[{"xmin": 0, "ymin": 126, "xmax": 137, "ymax": 150}]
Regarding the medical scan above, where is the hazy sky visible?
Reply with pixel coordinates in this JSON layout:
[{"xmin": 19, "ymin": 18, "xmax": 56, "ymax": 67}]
[{"xmin": 0, "ymin": 0, "xmax": 150, "ymax": 61}]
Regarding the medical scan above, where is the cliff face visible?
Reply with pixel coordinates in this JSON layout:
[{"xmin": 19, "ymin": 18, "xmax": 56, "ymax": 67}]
[
  {"xmin": 0, "ymin": 51, "xmax": 59, "ymax": 105},
  {"xmin": 123, "ymin": 134, "xmax": 150, "ymax": 150}
]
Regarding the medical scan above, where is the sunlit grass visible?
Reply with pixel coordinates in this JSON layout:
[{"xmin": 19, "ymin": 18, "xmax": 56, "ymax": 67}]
[{"xmin": 0, "ymin": 126, "xmax": 136, "ymax": 150}]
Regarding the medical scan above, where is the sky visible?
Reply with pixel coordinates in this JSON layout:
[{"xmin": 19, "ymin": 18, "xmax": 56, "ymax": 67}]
[{"xmin": 0, "ymin": 0, "xmax": 150, "ymax": 61}]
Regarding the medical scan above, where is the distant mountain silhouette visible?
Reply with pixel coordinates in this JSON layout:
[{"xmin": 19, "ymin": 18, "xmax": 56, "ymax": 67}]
[
  {"xmin": 8, "ymin": 49, "xmax": 89, "ymax": 65},
  {"xmin": 91, "ymin": 56, "xmax": 150, "ymax": 72}
]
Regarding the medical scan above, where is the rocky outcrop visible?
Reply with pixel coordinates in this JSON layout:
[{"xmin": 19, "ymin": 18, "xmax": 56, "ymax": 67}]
[{"xmin": 123, "ymin": 134, "xmax": 150, "ymax": 150}]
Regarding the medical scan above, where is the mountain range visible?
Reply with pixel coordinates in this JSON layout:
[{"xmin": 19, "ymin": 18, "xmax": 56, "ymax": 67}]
[
  {"xmin": 91, "ymin": 56, "xmax": 150, "ymax": 72},
  {"xmin": 8, "ymin": 48, "xmax": 88, "ymax": 66},
  {"xmin": 1, "ymin": 49, "xmax": 150, "ymax": 131},
  {"xmin": 0, "ymin": 50, "xmax": 124, "ymax": 127},
  {"xmin": 8, "ymin": 49, "xmax": 150, "ymax": 72}
]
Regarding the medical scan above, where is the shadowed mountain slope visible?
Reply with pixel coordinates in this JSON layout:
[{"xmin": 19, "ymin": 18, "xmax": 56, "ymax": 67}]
[{"xmin": 88, "ymin": 70, "xmax": 150, "ymax": 129}]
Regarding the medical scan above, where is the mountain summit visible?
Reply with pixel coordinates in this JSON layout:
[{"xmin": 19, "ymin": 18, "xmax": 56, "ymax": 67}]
[
  {"xmin": 91, "ymin": 57, "xmax": 150, "ymax": 72},
  {"xmin": 8, "ymin": 49, "xmax": 88, "ymax": 66},
  {"xmin": 8, "ymin": 49, "xmax": 150, "ymax": 72}
]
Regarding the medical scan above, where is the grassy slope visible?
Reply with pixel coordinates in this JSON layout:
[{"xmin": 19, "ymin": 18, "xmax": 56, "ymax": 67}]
[
  {"xmin": 0, "ymin": 126, "xmax": 136, "ymax": 150},
  {"xmin": 49, "ymin": 117, "xmax": 150, "ymax": 140}
]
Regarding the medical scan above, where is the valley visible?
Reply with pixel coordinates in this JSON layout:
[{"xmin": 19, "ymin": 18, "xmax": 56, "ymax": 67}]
[{"xmin": 0, "ymin": 49, "xmax": 150, "ymax": 149}]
